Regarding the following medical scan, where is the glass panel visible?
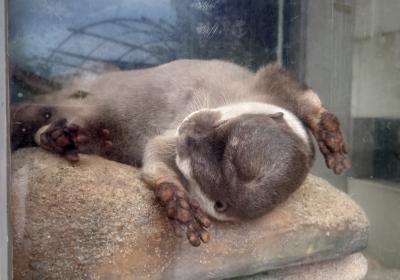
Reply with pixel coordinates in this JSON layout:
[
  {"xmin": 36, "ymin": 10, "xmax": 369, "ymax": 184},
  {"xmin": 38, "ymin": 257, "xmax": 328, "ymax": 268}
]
[
  {"xmin": 7, "ymin": 0, "xmax": 400, "ymax": 279},
  {"xmin": 348, "ymin": 0, "xmax": 400, "ymax": 274},
  {"xmin": 0, "ymin": 0, "xmax": 10, "ymax": 278}
]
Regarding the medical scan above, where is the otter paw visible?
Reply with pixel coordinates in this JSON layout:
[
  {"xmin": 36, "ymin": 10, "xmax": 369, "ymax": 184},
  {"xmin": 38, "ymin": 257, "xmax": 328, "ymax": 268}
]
[
  {"xmin": 40, "ymin": 118, "xmax": 86, "ymax": 162},
  {"xmin": 312, "ymin": 111, "xmax": 350, "ymax": 174},
  {"xmin": 99, "ymin": 128, "xmax": 113, "ymax": 150},
  {"xmin": 155, "ymin": 181, "xmax": 211, "ymax": 247}
]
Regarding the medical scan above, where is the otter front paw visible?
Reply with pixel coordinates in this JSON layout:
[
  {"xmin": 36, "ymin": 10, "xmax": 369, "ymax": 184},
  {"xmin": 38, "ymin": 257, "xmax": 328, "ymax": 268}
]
[
  {"xmin": 39, "ymin": 118, "xmax": 87, "ymax": 162},
  {"xmin": 155, "ymin": 181, "xmax": 211, "ymax": 247},
  {"xmin": 312, "ymin": 110, "xmax": 350, "ymax": 174},
  {"xmin": 99, "ymin": 128, "xmax": 113, "ymax": 151}
]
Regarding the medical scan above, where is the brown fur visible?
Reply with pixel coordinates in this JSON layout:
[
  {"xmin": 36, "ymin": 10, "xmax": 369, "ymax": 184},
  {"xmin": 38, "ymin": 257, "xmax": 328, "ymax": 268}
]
[
  {"xmin": 11, "ymin": 59, "xmax": 349, "ymax": 246},
  {"xmin": 177, "ymin": 112, "xmax": 311, "ymax": 219}
]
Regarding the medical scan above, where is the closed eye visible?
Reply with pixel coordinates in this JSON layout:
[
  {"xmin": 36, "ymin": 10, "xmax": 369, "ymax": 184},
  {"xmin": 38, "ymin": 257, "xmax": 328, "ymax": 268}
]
[{"xmin": 214, "ymin": 201, "xmax": 228, "ymax": 212}]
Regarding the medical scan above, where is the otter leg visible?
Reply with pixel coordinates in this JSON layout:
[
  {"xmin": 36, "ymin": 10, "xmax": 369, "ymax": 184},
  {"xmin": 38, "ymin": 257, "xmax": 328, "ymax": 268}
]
[
  {"xmin": 256, "ymin": 65, "xmax": 350, "ymax": 174},
  {"xmin": 38, "ymin": 118, "xmax": 85, "ymax": 162},
  {"xmin": 141, "ymin": 130, "xmax": 211, "ymax": 246},
  {"xmin": 38, "ymin": 118, "xmax": 112, "ymax": 162}
]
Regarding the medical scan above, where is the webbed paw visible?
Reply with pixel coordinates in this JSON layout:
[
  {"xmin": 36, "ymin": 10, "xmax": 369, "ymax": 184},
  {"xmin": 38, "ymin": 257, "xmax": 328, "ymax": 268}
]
[
  {"xmin": 99, "ymin": 128, "xmax": 113, "ymax": 151},
  {"xmin": 156, "ymin": 181, "xmax": 211, "ymax": 246},
  {"xmin": 39, "ymin": 118, "xmax": 87, "ymax": 162},
  {"xmin": 312, "ymin": 110, "xmax": 350, "ymax": 174}
]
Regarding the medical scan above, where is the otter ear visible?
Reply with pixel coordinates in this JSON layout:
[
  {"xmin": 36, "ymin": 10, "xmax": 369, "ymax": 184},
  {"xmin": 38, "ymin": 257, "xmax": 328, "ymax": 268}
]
[
  {"xmin": 268, "ymin": 112, "xmax": 284, "ymax": 119},
  {"xmin": 187, "ymin": 126, "xmax": 211, "ymax": 140},
  {"xmin": 68, "ymin": 90, "xmax": 91, "ymax": 99},
  {"xmin": 181, "ymin": 111, "xmax": 222, "ymax": 140},
  {"xmin": 10, "ymin": 102, "xmax": 29, "ymax": 119}
]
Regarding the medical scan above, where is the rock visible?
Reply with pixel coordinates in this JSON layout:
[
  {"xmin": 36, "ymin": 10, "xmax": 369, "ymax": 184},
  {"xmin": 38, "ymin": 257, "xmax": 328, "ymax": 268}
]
[
  {"xmin": 11, "ymin": 148, "xmax": 369, "ymax": 280},
  {"xmin": 364, "ymin": 255, "xmax": 400, "ymax": 280},
  {"xmin": 235, "ymin": 253, "xmax": 368, "ymax": 280},
  {"xmin": 365, "ymin": 268, "xmax": 400, "ymax": 280}
]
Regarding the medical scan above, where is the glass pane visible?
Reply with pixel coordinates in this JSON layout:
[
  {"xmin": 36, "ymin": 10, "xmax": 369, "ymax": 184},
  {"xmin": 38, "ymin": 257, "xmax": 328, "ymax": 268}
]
[
  {"xmin": 348, "ymin": 0, "xmax": 400, "ymax": 275},
  {"xmin": 7, "ymin": 0, "xmax": 400, "ymax": 279}
]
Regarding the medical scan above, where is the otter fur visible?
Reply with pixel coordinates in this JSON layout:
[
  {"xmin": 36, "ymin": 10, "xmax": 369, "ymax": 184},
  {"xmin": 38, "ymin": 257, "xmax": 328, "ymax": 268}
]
[{"xmin": 11, "ymin": 59, "xmax": 349, "ymax": 246}]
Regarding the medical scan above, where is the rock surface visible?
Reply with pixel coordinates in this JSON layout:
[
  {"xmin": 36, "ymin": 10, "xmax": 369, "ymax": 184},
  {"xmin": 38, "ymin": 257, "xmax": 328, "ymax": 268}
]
[
  {"xmin": 11, "ymin": 148, "xmax": 369, "ymax": 280},
  {"xmin": 236, "ymin": 253, "xmax": 367, "ymax": 280}
]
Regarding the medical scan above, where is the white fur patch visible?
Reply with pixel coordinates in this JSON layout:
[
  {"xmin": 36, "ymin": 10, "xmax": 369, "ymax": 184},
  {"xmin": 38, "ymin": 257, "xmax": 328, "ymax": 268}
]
[
  {"xmin": 216, "ymin": 102, "xmax": 309, "ymax": 143},
  {"xmin": 175, "ymin": 155, "xmax": 235, "ymax": 221},
  {"xmin": 175, "ymin": 156, "xmax": 192, "ymax": 181},
  {"xmin": 34, "ymin": 124, "xmax": 50, "ymax": 146},
  {"xmin": 303, "ymin": 90, "xmax": 322, "ymax": 108},
  {"xmin": 177, "ymin": 103, "xmax": 308, "ymax": 144}
]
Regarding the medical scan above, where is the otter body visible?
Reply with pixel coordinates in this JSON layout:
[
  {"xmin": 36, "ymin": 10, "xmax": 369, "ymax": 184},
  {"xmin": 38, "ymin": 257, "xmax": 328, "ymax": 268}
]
[{"xmin": 11, "ymin": 59, "xmax": 349, "ymax": 246}]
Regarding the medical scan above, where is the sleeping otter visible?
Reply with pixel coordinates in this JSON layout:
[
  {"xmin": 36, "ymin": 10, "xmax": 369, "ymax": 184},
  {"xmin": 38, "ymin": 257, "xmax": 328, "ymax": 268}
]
[{"xmin": 11, "ymin": 59, "xmax": 349, "ymax": 246}]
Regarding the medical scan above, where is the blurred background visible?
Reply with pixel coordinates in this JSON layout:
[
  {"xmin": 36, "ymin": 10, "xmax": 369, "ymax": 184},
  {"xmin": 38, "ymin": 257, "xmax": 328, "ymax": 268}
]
[{"xmin": 8, "ymin": 0, "xmax": 400, "ymax": 278}]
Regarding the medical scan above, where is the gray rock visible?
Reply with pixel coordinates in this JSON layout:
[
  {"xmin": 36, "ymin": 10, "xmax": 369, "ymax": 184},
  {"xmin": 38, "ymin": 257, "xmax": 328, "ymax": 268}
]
[
  {"xmin": 11, "ymin": 148, "xmax": 369, "ymax": 280},
  {"xmin": 234, "ymin": 253, "xmax": 367, "ymax": 280},
  {"xmin": 364, "ymin": 254, "xmax": 400, "ymax": 280}
]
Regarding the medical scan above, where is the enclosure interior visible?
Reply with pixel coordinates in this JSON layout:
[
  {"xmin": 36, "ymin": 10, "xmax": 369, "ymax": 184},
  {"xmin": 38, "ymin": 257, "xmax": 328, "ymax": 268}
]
[{"xmin": 6, "ymin": 0, "xmax": 400, "ymax": 278}]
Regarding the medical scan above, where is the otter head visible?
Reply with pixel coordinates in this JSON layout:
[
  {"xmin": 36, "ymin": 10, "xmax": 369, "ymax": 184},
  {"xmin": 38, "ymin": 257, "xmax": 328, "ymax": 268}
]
[
  {"xmin": 10, "ymin": 103, "xmax": 56, "ymax": 151},
  {"xmin": 10, "ymin": 90, "xmax": 92, "ymax": 151},
  {"xmin": 176, "ymin": 104, "xmax": 313, "ymax": 221}
]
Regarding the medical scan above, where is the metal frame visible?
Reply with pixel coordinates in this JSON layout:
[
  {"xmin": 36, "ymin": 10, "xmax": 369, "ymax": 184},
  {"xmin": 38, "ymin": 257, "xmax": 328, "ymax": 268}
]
[
  {"xmin": 283, "ymin": 0, "xmax": 308, "ymax": 79},
  {"xmin": 0, "ymin": 0, "xmax": 10, "ymax": 278},
  {"xmin": 303, "ymin": 0, "xmax": 354, "ymax": 190},
  {"xmin": 283, "ymin": 0, "xmax": 355, "ymax": 190},
  {"xmin": 46, "ymin": 17, "xmax": 175, "ymax": 73},
  {"xmin": 0, "ymin": 2, "xmax": 356, "ymax": 279}
]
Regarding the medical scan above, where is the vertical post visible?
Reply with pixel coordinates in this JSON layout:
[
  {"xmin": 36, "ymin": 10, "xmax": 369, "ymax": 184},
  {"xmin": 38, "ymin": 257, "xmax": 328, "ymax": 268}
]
[
  {"xmin": 303, "ymin": 0, "xmax": 355, "ymax": 191},
  {"xmin": 283, "ymin": 0, "xmax": 308, "ymax": 80},
  {"xmin": 276, "ymin": 0, "xmax": 285, "ymax": 65},
  {"xmin": 0, "ymin": 0, "xmax": 10, "ymax": 279}
]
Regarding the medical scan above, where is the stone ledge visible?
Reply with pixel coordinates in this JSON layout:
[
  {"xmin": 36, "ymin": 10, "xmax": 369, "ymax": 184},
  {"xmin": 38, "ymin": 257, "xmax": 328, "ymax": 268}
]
[
  {"xmin": 11, "ymin": 148, "xmax": 369, "ymax": 280},
  {"xmin": 236, "ymin": 253, "xmax": 367, "ymax": 280}
]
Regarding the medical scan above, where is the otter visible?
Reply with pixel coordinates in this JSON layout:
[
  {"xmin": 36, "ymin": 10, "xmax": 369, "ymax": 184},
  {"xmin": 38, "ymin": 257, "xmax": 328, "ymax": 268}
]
[{"xmin": 11, "ymin": 59, "xmax": 349, "ymax": 246}]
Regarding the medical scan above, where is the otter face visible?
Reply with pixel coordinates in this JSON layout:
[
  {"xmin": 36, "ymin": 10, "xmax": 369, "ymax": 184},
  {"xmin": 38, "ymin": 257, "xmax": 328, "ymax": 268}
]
[
  {"xmin": 11, "ymin": 103, "xmax": 55, "ymax": 151},
  {"xmin": 176, "ymin": 103, "xmax": 312, "ymax": 221}
]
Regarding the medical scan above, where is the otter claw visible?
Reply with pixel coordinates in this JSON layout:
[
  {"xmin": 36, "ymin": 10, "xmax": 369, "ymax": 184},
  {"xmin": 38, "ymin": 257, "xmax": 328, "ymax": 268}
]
[
  {"xmin": 155, "ymin": 181, "xmax": 211, "ymax": 246},
  {"xmin": 100, "ymin": 129, "xmax": 113, "ymax": 150},
  {"xmin": 40, "ymin": 119, "xmax": 83, "ymax": 162},
  {"xmin": 312, "ymin": 110, "xmax": 350, "ymax": 174}
]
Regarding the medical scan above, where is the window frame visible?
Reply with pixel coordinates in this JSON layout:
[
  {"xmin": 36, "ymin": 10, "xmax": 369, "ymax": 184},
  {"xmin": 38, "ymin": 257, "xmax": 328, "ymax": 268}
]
[
  {"xmin": 0, "ymin": 1, "xmax": 356, "ymax": 278},
  {"xmin": 1, "ymin": 0, "xmax": 11, "ymax": 278}
]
